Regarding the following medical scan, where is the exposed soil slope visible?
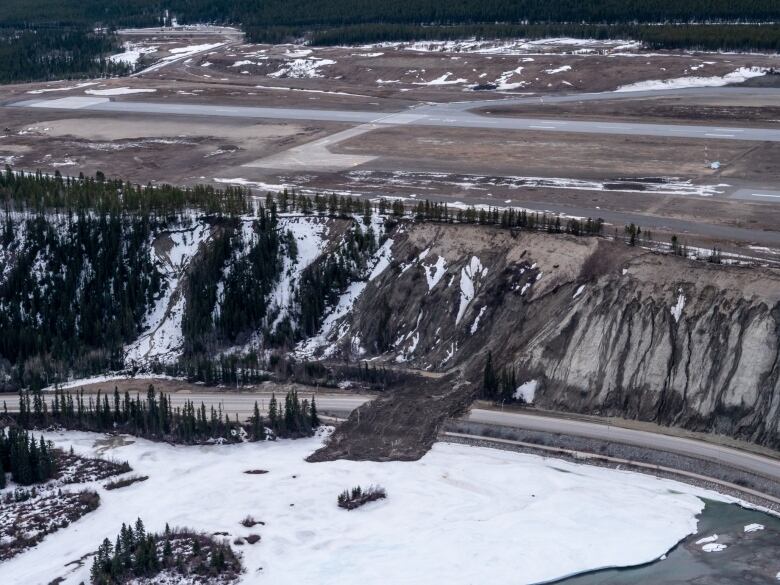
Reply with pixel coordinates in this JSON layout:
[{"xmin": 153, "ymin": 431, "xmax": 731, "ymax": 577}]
[{"xmin": 310, "ymin": 223, "xmax": 780, "ymax": 448}]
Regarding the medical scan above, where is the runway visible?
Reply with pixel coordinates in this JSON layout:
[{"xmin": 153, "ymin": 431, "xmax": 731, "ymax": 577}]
[{"xmin": 11, "ymin": 88, "xmax": 780, "ymax": 142}]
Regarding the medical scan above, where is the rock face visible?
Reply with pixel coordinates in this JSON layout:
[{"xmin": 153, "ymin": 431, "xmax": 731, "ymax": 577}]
[{"xmin": 313, "ymin": 223, "xmax": 780, "ymax": 449}]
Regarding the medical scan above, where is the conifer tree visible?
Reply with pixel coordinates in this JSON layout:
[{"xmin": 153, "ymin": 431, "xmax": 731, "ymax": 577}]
[
  {"xmin": 268, "ymin": 394, "xmax": 278, "ymax": 432},
  {"xmin": 310, "ymin": 396, "xmax": 320, "ymax": 428},
  {"xmin": 483, "ymin": 351, "xmax": 498, "ymax": 400},
  {"xmin": 251, "ymin": 401, "xmax": 266, "ymax": 441}
]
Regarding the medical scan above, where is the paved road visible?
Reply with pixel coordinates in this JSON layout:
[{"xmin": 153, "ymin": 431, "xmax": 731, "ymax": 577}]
[
  {"xmin": 0, "ymin": 392, "xmax": 372, "ymax": 419},
  {"xmin": 464, "ymin": 409, "xmax": 780, "ymax": 482},
  {"xmin": 11, "ymin": 86, "xmax": 780, "ymax": 142},
  {"xmin": 433, "ymin": 87, "xmax": 780, "ymax": 110},
  {"xmin": 5, "ymin": 387, "xmax": 776, "ymax": 481}
]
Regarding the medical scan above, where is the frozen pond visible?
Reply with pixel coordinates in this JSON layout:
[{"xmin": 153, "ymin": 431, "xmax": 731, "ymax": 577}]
[{"xmin": 2, "ymin": 430, "xmax": 770, "ymax": 584}]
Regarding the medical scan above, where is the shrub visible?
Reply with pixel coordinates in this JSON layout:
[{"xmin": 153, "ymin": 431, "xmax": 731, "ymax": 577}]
[
  {"xmin": 337, "ymin": 485, "xmax": 387, "ymax": 510},
  {"xmin": 103, "ymin": 474, "xmax": 149, "ymax": 490}
]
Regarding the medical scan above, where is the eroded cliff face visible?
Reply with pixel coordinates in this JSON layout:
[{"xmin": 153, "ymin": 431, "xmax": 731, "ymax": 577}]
[{"xmin": 308, "ymin": 222, "xmax": 780, "ymax": 448}]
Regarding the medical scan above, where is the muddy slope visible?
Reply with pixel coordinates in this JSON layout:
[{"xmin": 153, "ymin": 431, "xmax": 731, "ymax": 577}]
[
  {"xmin": 312, "ymin": 223, "xmax": 780, "ymax": 449},
  {"xmin": 307, "ymin": 374, "xmax": 472, "ymax": 462}
]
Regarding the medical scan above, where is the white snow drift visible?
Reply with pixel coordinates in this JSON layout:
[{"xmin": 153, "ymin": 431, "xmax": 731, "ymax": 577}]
[
  {"xmin": 617, "ymin": 67, "xmax": 767, "ymax": 92},
  {"xmin": 85, "ymin": 87, "xmax": 157, "ymax": 96},
  {"xmin": 456, "ymin": 256, "xmax": 487, "ymax": 324}
]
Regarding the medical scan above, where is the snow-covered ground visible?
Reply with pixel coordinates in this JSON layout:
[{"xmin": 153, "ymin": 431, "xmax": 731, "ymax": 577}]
[
  {"xmin": 295, "ymin": 215, "xmax": 392, "ymax": 359},
  {"xmin": 139, "ymin": 42, "xmax": 226, "ymax": 74},
  {"xmin": 260, "ymin": 216, "xmax": 330, "ymax": 339},
  {"xmin": 2, "ymin": 430, "xmax": 746, "ymax": 585},
  {"xmin": 109, "ymin": 42, "xmax": 158, "ymax": 67},
  {"xmin": 269, "ymin": 58, "xmax": 336, "ymax": 79},
  {"xmin": 125, "ymin": 222, "xmax": 211, "ymax": 367},
  {"xmin": 616, "ymin": 66, "xmax": 767, "ymax": 92}
]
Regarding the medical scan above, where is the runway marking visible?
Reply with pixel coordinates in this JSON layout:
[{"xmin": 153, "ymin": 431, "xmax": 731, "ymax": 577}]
[
  {"xmin": 9, "ymin": 97, "xmax": 780, "ymax": 142},
  {"xmin": 749, "ymin": 193, "xmax": 780, "ymax": 199}
]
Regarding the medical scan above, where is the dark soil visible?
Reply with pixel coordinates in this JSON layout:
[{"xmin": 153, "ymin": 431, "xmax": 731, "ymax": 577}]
[{"xmin": 307, "ymin": 373, "xmax": 474, "ymax": 462}]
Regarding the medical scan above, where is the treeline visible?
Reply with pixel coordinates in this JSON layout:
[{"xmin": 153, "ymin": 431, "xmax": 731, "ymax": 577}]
[
  {"xmin": 307, "ymin": 22, "xmax": 780, "ymax": 52},
  {"xmin": 4, "ymin": 0, "xmax": 780, "ymax": 29},
  {"xmin": 275, "ymin": 189, "xmax": 375, "ymax": 220},
  {"xmin": 20, "ymin": 386, "xmax": 246, "ymax": 443},
  {"xmin": 18, "ymin": 386, "xmax": 318, "ymax": 442},
  {"xmin": 151, "ymin": 353, "xmax": 271, "ymax": 387},
  {"xmin": 0, "ymin": 212, "xmax": 162, "ymax": 389},
  {"xmin": 90, "ymin": 519, "xmax": 241, "ymax": 585},
  {"xmin": 411, "ymin": 199, "xmax": 605, "ymax": 237},
  {"xmin": 0, "ymin": 427, "xmax": 57, "ymax": 488},
  {"xmin": 1, "ymin": 168, "xmax": 251, "ymax": 216},
  {"xmin": 3, "ymin": 0, "xmax": 778, "ymax": 55},
  {"xmin": 0, "ymin": 27, "xmax": 129, "ymax": 84},
  {"xmin": 238, "ymin": 0, "xmax": 780, "ymax": 28}
]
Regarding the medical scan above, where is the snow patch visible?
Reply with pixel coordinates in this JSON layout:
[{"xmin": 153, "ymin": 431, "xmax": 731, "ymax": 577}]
[
  {"xmin": 425, "ymin": 256, "xmax": 448, "ymax": 291},
  {"xmin": 617, "ymin": 67, "xmax": 767, "ymax": 92},
  {"xmin": 470, "ymin": 306, "xmax": 486, "ymax": 335},
  {"xmin": 27, "ymin": 82, "xmax": 98, "ymax": 94},
  {"xmin": 85, "ymin": 87, "xmax": 156, "ymax": 96},
  {"xmin": 368, "ymin": 238, "xmax": 394, "ymax": 281},
  {"xmin": 269, "ymin": 58, "xmax": 336, "ymax": 79},
  {"xmin": 109, "ymin": 42, "xmax": 158, "ymax": 67},
  {"xmin": 414, "ymin": 73, "xmax": 468, "ymax": 86},
  {"xmin": 695, "ymin": 534, "xmax": 718, "ymax": 545},
  {"xmin": 494, "ymin": 67, "xmax": 526, "ymax": 90},
  {"xmin": 456, "ymin": 256, "xmax": 487, "ymax": 325},
  {"xmin": 514, "ymin": 380, "xmax": 538, "ymax": 403},
  {"xmin": 671, "ymin": 292, "xmax": 686, "ymax": 323}
]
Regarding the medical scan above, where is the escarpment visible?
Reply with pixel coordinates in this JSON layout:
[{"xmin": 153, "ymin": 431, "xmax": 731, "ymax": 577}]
[{"xmin": 317, "ymin": 223, "xmax": 780, "ymax": 448}]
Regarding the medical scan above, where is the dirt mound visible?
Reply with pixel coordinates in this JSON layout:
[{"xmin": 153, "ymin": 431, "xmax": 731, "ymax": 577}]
[{"xmin": 307, "ymin": 374, "xmax": 473, "ymax": 462}]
